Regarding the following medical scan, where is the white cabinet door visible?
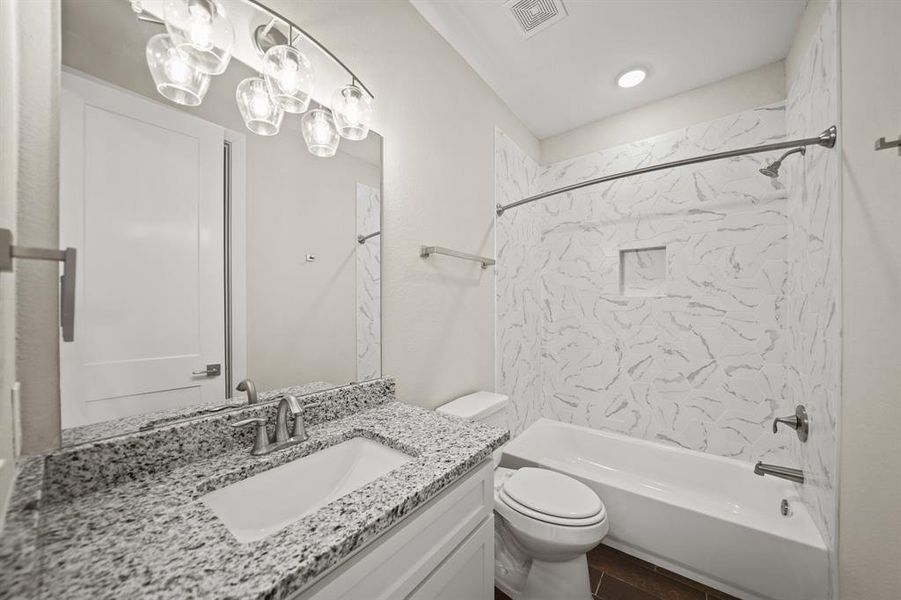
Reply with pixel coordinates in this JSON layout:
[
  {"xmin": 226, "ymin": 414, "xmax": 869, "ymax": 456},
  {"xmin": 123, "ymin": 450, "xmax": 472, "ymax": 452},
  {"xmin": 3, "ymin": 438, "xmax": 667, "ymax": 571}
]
[
  {"xmin": 60, "ymin": 71, "xmax": 226, "ymax": 428},
  {"xmin": 407, "ymin": 516, "xmax": 494, "ymax": 600},
  {"xmin": 291, "ymin": 461, "xmax": 494, "ymax": 600}
]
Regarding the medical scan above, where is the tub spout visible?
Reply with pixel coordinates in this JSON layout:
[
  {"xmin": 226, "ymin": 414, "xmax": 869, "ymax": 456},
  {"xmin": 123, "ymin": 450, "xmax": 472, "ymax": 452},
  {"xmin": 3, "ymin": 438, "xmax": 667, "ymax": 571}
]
[{"xmin": 754, "ymin": 461, "xmax": 805, "ymax": 484}]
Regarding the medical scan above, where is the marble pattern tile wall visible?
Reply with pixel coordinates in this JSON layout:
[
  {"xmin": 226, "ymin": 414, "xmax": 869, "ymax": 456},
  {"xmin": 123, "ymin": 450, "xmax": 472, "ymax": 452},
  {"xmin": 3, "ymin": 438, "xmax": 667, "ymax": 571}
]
[
  {"xmin": 497, "ymin": 105, "xmax": 796, "ymax": 463},
  {"xmin": 356, "ymin": 183, "xmax": 381, "ymax": 381},
  {"xmin": 495, "ymin": 129, "xmax": 541, "ymax": 434},
  {"xmin": 621, "ymin": 247, "xmax": 667, "ymax": 297},
  {"xmin": 784, "ymin": 0, "xmax": 841, "ymax": 586}
]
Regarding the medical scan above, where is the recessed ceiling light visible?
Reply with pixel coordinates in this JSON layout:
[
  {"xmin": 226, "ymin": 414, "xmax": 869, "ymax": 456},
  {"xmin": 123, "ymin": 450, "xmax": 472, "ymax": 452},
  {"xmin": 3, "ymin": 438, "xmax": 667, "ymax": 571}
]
[{"xmin": 617, "ymin": 68, "xmax": 647, "ymax": 89}]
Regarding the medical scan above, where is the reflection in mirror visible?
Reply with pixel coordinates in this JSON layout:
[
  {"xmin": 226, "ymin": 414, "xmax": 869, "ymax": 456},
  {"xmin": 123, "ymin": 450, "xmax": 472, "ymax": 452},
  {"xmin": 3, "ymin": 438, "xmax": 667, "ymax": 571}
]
[{"xmin": 59, "ymin": 0, "xmax": 381, "ymax": 446}]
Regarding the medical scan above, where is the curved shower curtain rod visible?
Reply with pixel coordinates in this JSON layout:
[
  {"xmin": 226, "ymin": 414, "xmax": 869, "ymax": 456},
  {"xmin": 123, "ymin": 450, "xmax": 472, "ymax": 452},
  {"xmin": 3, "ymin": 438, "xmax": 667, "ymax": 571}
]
[{"xmin": 496, "ymin": 126, "xmax": 837, "ymax": 217}]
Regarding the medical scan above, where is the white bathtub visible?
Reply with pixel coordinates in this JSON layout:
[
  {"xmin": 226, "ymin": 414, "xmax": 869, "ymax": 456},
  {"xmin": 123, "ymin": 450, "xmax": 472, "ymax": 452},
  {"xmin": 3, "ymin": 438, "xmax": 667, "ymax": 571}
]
[{"xmin": 501, "ymin": 418, "xmax": 828, "ymax": 600}]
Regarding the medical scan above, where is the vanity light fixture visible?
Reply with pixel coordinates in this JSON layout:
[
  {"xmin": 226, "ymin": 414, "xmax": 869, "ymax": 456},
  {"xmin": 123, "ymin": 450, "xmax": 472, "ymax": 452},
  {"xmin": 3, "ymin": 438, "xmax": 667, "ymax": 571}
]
[
  {"xmin": 236, "ymin": 76, "xmax": 284, "ymax": 136},
  {"xmin": 138, "ymin": 0, "xmax": 375, "ymax": 152},
  {"xmin": 145, "ymin": 33, "xmax": 210, "ymax": 106},
  {"xmin": 302, "ymin": 108, "xmax": 340, "ymax": 157},
  {"xmin": 162, "ymin": 0, "xmax": 234, "ymax": 75},
  {"xmin": 332, "ymin": 83, "xmax": 373, "ymax": 141},
  {"xmin": 263, "ymin": 44, "xmax": 315, "ymax": 113},
  {"xmin": 616, "ymin": 67, "xmax": 647, "ymax": 88}
]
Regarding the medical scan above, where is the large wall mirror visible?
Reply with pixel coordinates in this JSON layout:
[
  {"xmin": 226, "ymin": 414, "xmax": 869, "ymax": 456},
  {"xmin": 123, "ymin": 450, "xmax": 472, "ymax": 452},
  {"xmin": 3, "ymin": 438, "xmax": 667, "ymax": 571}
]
[{"xmin": 59, "ymin": 0, "xmax": 382, "ymax": 446}]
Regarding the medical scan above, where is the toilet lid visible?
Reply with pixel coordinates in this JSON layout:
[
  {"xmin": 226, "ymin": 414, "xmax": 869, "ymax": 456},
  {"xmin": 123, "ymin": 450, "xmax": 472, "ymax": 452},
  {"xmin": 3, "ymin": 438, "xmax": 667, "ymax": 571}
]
[
  {"xmin": 498, "ymin": 489, "xmax": 607, "ymax": 526},
  {"xmin": 502, "ymin": 467, "xmax": 603, "ymax": 520}
]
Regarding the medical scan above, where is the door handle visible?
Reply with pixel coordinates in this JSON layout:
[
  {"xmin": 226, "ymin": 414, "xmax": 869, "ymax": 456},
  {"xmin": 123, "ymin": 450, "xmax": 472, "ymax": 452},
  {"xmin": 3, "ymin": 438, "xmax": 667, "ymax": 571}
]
[{"xmin": 192, "ymin": 363, "xmax": 221, "ymax": 377}]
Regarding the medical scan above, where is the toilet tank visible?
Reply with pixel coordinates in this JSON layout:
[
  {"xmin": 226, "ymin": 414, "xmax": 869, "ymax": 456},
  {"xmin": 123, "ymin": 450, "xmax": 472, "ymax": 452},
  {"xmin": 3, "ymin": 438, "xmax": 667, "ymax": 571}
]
[{"xmin": 436, "ymin": 391, "xmax": 509, "ymax": 431}]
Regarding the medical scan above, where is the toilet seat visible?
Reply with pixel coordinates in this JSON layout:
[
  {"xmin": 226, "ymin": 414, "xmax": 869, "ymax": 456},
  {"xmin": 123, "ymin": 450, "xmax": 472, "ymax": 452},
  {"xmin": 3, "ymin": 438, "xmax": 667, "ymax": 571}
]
[
  {"xmin": 500, "ymin": 467, "xmax": 605, "ymax": 525},
  {"xmin": 499, "ymin": 489, "xmax": 606, "ymax": 526},
  {"xmin": 494, "ymin": 467, "xmax": 607, "ymax": 528}
]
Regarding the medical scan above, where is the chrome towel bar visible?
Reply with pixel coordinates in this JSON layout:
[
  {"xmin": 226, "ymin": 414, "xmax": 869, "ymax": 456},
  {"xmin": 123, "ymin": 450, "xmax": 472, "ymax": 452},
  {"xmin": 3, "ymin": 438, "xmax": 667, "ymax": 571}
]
[
  {"xmin": 420, "ymin": 245, "xmax": 496, "ymax": 269},
  {"xmin": 1, "ymin": 228, "xmax": 77, "ymax": 341},
  {"xmin": 875, "ymin": 134, "xmax": 901, "ymax": 155}
]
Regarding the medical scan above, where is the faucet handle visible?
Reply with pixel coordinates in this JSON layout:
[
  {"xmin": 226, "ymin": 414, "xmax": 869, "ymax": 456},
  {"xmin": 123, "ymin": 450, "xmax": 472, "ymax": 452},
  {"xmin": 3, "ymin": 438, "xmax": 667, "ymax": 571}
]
[
  {"xmin": 230, "ymin": 417, "xmax": 269, "ymax": 455},
  {"xmin": 772, "ymin": 405, "xmax": 809, "ymax": 442},
  {"xmin": 291, "ymin": 401, "xmax": 321, "ymax": 442},
  {"xmin": 772, "ymin": 416, "xmax": 798, "ymax": 433}
]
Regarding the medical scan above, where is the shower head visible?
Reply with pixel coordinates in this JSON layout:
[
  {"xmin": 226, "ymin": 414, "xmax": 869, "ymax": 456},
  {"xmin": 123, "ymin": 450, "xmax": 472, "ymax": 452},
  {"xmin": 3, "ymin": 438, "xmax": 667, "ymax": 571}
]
[
  {"xmin": 759, "ymin": 163, "xmax": 781, "ymax": 178},
  {"xmin": 759, "ymin": 147, "xmax": 806, "ymax": 178}
]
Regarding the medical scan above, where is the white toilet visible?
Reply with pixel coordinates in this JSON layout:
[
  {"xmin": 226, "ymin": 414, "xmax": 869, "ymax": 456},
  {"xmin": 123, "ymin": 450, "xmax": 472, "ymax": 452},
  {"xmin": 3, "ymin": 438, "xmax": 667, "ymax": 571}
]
[{"xmin": 437, "ymin": 392, "xmax": 609, "ymax": 600}]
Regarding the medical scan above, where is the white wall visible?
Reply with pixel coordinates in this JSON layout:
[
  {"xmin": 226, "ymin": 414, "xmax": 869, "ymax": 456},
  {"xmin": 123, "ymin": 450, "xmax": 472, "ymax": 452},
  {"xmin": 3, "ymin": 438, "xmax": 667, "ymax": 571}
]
[
  {"xmin": 0, "ymin": 0, "xmax": 20, "ymax": 519},
  {"xmin": 785, "ymin": 0, "xmax": 830, "ymax": 85},
  {"xmin": 540, "ymin": 62, "xmax": 785, "ymax": 165},
  {"xmin": 838, "ymin": 1, "xmax": 901, "ymax": 597},
  {"xmin": 15, "ymin": 0, "xmax": 61, "ymax": 454},
  {"xmin": 265, "ymin": 0, "xmax": 540, "ymax": 409}
]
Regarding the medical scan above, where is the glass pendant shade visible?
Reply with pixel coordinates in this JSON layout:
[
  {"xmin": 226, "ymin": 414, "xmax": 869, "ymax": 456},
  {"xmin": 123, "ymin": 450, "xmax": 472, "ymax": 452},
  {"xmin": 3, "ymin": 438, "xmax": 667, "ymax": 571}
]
[
  {"xmin": 263, "ymin": 45, "xmax": 315, "ymax": 114},
  {"xmin": 331, "ymin": 84, "xmax": 373, "ymax": 141},
  {"xmin": 145, "ymin": 34, "xmax": 210, "ymax": 106},
  {"xmin": 302, "ymin": 109, "xmax": 340, "ymax": 157},
  {"xmin": 163, "ymin": 0, "xmax": 234, "ymax": 75},
  {"xmin": 236, "ymin": 77, "xmax": 283, "ymax": 136}
]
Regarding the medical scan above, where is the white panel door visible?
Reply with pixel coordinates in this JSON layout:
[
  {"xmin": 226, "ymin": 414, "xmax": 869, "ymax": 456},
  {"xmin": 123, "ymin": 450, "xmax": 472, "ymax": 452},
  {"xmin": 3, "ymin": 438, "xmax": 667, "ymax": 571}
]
[{"xmin": 60, "ymin": 71, "xmax": 225, "ymax": 428}]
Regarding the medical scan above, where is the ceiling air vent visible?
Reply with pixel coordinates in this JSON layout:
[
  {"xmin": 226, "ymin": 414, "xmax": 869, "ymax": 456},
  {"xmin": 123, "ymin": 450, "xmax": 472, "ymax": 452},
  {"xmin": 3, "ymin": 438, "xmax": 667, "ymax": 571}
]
[{"xmin": 504, "ymin": 0, "xmax": 567, "ymax": 38}]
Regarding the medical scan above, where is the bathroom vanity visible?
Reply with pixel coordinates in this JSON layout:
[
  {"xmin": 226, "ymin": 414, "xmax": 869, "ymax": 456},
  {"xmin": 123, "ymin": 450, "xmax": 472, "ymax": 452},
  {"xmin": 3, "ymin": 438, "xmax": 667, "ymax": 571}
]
[
  {"xmin": 295, "ymin": 461, "xmax": 495, "ymax": 600},
  {"xmin": 0, "ymin": 379, "xmax": 506, "ymax": 599}
]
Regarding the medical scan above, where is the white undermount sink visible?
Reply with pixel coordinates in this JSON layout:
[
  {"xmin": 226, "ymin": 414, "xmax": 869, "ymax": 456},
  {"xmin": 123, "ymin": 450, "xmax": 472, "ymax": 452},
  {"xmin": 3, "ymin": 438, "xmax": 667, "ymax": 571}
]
[{"xmin": 201, "ymin": 438, "xmax": 413, "ymax": 543}]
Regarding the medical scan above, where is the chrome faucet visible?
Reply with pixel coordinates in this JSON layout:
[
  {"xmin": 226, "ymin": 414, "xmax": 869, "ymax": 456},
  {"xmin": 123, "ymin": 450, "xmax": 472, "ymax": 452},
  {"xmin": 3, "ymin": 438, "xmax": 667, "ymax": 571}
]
[
  {"xmin": 236, "ymin": 379, "xmax": 258, "ymax": 404},
  {"xmin": 230, "ymin": 395, "xmax": 321, "ymax": 456},
  {"xmin": 275, "ymin": 394, "xmax": 302, "ymax": 443},
  {"xmin": 754, "ymin": 462, "xmax": 805, "ymax": 484}
]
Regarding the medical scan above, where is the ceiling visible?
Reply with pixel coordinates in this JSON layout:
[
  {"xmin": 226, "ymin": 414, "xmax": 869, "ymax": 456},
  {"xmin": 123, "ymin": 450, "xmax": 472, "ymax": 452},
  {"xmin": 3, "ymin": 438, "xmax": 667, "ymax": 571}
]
[{"xmin": 411, "ymin": 0, "xmax": 806, "ymax": 139}]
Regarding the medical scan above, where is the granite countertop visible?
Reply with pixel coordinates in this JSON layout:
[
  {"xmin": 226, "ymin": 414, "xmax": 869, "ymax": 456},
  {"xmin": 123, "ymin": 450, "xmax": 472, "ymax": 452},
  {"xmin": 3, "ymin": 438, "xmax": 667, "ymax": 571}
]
[{"xmin": 1, "ymin": 386, "xmax": 508, "ymax": 599}]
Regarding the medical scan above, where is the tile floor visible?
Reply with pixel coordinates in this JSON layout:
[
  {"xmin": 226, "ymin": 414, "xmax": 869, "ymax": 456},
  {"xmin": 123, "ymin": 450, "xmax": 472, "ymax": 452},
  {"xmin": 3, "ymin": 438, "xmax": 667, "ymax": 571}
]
[{"xmin": 495, "ymin": 543, "xmax": 741, "ymax": 600}]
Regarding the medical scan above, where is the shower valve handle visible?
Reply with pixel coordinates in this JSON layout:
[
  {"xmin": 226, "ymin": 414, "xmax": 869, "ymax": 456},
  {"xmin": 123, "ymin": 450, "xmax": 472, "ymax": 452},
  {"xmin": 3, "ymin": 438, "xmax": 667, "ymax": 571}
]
[
  {"xmin": 773, "ymin": 416, "xmax": 799, "ymax": 433},
  {"xmin": 772, "ymin": 405, "xmax": 809, "ymax": 442}
]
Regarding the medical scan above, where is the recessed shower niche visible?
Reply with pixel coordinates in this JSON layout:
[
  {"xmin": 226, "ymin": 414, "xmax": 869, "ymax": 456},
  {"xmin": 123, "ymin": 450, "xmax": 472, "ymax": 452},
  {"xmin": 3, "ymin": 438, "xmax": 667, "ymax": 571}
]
[{"xmin": 619, "ymin": 246, "xmax": 667, "ymax": 297}]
